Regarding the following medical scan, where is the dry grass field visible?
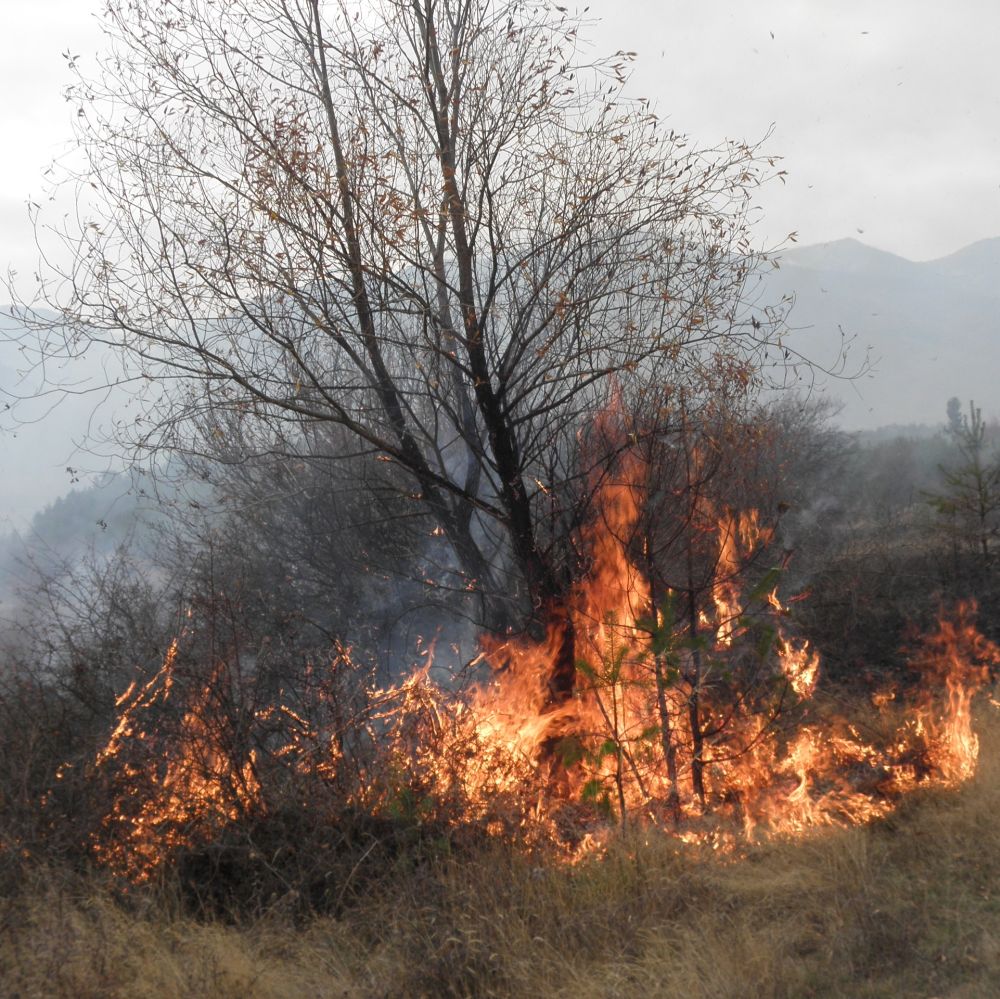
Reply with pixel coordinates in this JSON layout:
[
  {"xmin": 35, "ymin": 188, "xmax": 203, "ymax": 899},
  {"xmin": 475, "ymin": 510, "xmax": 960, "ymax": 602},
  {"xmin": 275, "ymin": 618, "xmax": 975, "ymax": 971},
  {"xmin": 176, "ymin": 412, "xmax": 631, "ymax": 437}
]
[{"xmin": 2, "ymin": 705, "xmax": 1000, "ymax": 998}]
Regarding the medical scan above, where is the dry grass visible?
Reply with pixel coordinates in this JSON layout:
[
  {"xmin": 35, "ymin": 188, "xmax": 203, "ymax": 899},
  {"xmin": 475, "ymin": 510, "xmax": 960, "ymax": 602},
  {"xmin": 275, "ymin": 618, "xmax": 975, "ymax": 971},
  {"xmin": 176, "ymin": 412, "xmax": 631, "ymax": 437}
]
[{"xmin": 5, "ymin": 709, "xmax": 1000, "ymax": 998}]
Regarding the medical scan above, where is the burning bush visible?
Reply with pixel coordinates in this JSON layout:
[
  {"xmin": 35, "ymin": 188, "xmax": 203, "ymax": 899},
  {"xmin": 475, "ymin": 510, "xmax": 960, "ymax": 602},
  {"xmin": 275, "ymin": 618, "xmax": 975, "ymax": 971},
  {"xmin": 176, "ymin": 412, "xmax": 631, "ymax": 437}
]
[{"xmin": 68, "ymin": 443, "xmax": 999, "ymax": 901}]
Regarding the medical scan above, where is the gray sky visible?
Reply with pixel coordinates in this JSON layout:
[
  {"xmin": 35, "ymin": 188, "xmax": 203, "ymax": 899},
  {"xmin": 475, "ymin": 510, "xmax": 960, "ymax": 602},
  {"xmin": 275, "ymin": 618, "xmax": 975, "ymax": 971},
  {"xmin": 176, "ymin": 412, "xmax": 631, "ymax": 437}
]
[
  {"xmin": 2, "ymin": 0, "xmax": 999, "ymax": 279},
  {"xmin": 585, "ymin": 0, "xmax": 1000, "ymax": 261},
  {"xmin": 1, "ymin": 0, "xmax": 999, "ymax": 525},
  {"xmin": 1, "ymin": 3, "xmax": 103, "ymax": 293}
]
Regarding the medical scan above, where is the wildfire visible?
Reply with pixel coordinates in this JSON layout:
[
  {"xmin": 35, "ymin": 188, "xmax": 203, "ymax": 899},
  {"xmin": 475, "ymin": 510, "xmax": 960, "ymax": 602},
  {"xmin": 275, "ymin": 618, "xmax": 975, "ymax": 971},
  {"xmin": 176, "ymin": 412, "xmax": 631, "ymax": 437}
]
[
  {"xmin": 712, "ymin": 508, "xmax": 771, "ymax": 646},
  {"xmin": 92, "ymin": 640, "xmax": 260, "ymax": 882},
  {"xmin": 87, "ymin": 449, "xmax": 999, "ymax": 879}
]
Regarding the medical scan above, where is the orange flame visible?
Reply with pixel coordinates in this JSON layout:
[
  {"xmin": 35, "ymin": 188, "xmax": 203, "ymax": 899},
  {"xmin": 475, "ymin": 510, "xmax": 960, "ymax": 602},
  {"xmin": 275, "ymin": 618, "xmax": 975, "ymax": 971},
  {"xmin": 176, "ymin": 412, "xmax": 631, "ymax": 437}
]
[
  {"xmin": 92, "ymin": 641, "xmax": 260, "ymax": 882},
  {"xmin": 86, "ymin": 446, "xmax": 999, "ymax": 877}
]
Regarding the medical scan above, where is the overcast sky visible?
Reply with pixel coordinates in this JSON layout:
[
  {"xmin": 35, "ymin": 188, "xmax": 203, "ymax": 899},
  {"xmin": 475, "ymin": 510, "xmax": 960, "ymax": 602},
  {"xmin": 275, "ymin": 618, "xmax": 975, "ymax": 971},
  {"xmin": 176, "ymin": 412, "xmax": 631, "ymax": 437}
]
[
  {"xmin": 1, "ymin": 0, "xmax": 999, "ymax": 525},
  {"xmin": 2, "ymin": 0, "xmax": 998, "ymax": 284},
  {"xmin": 588, "ymin": 0, "xmax": 1000, "ymax": 261}
]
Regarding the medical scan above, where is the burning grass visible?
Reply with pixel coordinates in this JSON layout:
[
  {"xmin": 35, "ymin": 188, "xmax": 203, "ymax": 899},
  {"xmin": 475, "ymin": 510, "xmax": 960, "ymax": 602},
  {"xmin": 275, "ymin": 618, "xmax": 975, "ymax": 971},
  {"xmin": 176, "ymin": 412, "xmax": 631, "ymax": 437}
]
[
  {"xmin": 70, "ymin": 592, "xmax": 998, "ymax": 890},
  {"xmin": 5, "ymin": 433, "xmax": 1000, "ymax": 999},
  {"xmin": 5, "ymin": 712, "xmax": 1000, "ymax": 998},
  {"xmin": 71, "ymin": 455, "xmax": 1000, "ymax": 884}
]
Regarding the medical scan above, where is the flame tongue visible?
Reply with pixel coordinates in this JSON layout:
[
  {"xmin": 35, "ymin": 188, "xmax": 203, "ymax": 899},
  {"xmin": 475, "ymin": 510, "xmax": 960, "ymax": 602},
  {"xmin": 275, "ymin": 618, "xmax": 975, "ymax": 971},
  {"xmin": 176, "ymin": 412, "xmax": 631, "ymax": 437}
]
[
  {"xmin": 88, "ymin": 451, "xmax": 999, "ymax": 877},
  {"xmin": 461, "ymin": 454, "xmax": 997, "ymax": 847},
  {"xmin": 92, "ymin": 641, "xmax": 260, "ymax": 883}
]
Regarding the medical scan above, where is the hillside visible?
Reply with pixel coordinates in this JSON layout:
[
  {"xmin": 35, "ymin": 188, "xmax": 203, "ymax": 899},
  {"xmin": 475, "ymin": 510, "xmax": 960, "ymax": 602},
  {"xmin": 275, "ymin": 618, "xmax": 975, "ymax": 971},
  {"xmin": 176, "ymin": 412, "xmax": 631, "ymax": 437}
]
[{"xmin": 767, "ymin": 237, "xmax": 1000, "ymax": 429}]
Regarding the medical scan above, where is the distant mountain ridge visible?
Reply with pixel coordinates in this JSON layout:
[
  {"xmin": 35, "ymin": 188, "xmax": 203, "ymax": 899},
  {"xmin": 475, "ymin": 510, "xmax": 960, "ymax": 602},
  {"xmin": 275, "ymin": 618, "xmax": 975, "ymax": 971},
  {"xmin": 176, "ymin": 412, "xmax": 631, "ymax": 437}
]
[
  {"xmin": 920, "ymin": 237, "xmax": 1000, "ymax": 301},
  {"xmin": 765, "ymin": 236, "xmax": 1000, "ymax": 429},
  {"xmin": 3, "ymin": 237, "xmax": 999, "ymax": 524}
]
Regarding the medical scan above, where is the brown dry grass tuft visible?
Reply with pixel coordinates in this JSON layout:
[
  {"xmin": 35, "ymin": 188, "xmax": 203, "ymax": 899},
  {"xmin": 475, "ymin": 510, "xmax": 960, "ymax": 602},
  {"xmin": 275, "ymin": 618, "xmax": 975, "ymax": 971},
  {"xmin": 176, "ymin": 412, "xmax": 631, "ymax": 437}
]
[{"xmin": 5, "ymin": 706, "xmax": 1000, "ymax": 998}]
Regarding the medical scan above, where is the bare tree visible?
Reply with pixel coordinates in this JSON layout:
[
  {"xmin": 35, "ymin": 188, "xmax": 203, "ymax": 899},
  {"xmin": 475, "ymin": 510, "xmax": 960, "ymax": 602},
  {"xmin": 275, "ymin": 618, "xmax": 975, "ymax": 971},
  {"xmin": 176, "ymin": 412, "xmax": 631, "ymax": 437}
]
[{"xmin": 14, "ymin": 0, "xmax": 800, "ymax": 703}]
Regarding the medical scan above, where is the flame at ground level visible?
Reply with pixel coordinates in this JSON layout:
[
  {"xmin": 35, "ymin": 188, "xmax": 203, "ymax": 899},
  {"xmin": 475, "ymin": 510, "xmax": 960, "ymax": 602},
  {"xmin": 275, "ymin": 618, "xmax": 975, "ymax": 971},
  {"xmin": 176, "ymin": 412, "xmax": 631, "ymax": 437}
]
[
  {"xmin": 84, "ymin": 458, "xmax": 1000, "ymax": 881},
  {"xmin": 457, "ymin": 462, "xmax": 998, "ymax": 851}
]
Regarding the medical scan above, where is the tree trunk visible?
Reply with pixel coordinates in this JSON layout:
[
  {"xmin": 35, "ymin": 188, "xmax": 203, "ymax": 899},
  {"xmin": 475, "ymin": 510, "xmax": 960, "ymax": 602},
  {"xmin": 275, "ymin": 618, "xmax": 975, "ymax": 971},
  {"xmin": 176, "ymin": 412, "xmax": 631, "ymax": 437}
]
[
  {"xmin": 646, "ymin": 566, "xmax": 682, "ymax": 823},
  {"xmin": 686, "ymin": 584, "xmax": 707, "ymax": 808},
  {"xmin": 545, "ymin": 602, "xmax": 576, "ymax": 707}
]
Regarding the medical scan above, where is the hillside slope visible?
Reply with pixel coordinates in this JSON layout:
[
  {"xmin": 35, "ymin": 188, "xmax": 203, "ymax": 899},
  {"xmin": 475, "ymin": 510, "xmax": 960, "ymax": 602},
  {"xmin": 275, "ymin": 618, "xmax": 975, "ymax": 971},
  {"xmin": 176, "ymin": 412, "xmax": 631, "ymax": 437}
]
[{"xmin": 766, "ymin": 237, "xmax": 1000, "ymax": 429}]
